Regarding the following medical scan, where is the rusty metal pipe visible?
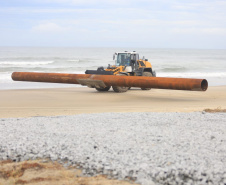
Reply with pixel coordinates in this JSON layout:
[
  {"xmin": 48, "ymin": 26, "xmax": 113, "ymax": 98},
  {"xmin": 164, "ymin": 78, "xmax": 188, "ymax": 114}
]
[
  {"xmin": 12, "ymin": 72, "xmax": 208, "ymax": 91},
  {"xmin": 12, "ymin": 72, "xmax": 90, "ymax": 84}
]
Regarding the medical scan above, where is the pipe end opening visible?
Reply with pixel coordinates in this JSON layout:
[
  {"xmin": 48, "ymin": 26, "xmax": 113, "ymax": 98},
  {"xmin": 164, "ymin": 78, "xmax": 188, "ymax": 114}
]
[{"xmin": 201, "ymin": 79, "xmax": 208, "ymax": 91}]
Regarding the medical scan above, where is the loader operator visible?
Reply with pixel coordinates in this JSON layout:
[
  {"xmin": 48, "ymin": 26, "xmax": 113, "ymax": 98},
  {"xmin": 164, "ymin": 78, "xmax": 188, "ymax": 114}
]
[
  {"xmin": 120, "ymin": 55, "xmax": 130, "ymax": 66},
  {"xmin": 125, "ymin": 56, "xmax": 131, "ymax": 66}
]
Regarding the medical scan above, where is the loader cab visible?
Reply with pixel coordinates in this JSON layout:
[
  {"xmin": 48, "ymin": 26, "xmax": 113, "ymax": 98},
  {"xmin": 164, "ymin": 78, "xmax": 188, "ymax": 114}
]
[{"xmin": 114, "ymin": 52, "xmax": 139, "ymax": 67}]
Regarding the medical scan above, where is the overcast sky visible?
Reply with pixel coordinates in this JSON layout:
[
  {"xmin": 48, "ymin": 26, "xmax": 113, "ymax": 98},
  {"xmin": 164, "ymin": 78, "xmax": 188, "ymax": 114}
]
[{"xmin": 0, "ymin": 0, "xmax": 226, "ymax": 49}]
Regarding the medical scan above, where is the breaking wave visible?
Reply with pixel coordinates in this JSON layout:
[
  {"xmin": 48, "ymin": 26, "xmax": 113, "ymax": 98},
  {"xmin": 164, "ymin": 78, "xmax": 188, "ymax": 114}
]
[
  {"xmin": 157, "ymin": 72, "xmax": 226, "ymax": 78},
  {"xmin": 0, "ymin": 61, "xmax": 54, "ymax": 66}
]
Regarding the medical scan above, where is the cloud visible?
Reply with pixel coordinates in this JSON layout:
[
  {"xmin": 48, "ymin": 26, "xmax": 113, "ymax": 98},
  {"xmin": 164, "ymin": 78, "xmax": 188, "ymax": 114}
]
[
  {"xmin": 31, "ymin": 0, "xmax": 153, "ymax": 5},
  {"xmin": 32, "ymin": 23, "xmax": 69, "ymax": 33},
  {"xmin": 171, "ymin": 27, "xmax": 226, "ymax": 35},
  {"xmin": 0, "ymin": 7, "xmax": 80, "ymax": 14},
  {"xmin": 1, "ymin": 0, "xmax": 226, "ymax": 48}
]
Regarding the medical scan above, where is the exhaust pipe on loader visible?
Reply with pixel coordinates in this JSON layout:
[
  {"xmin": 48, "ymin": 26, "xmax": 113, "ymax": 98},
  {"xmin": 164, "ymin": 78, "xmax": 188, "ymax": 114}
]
[{"xmin": 12, "ymin": 72, "xmax": 208, "ymax": 92}]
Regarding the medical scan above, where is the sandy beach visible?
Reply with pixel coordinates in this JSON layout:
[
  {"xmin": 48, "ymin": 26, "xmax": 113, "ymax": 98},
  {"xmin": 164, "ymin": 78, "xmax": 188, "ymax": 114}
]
[{"xmin": 0, "ymin": 86, "xmax": 226, "ymax": 118}]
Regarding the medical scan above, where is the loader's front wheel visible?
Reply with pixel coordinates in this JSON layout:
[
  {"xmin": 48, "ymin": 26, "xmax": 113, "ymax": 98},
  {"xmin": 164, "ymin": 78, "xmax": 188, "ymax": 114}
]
[
  {"xmin": 112, "ymin": 86, "xmax": 129, "ymax": 93},
  {"xmin": 141, "ymin": 72, "xmax": 152, "ymax": 90},
  {"xmin": 112, "ymin": 74, "xmax": 129, "ymax": 93},
  {"xmin": 95, "ymin": 86, "xmax": 111, "ymax": 92}
]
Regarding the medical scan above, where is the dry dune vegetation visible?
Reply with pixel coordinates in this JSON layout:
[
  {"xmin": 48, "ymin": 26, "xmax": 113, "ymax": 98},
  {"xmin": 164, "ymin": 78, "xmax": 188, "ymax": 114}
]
[
  {"xmin": 0, "ymin": 160, "xmax": 137, "ymax": 185},
  {"xmin": 204, "ymin": 107, "xmax": 226, "ymax": 113}
]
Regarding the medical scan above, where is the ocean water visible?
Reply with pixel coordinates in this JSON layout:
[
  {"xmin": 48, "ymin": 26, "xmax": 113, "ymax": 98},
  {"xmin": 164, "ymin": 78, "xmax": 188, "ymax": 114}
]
[{"xmin": 0, "ymin": 47, "xmax": 225, "ymax": 90}]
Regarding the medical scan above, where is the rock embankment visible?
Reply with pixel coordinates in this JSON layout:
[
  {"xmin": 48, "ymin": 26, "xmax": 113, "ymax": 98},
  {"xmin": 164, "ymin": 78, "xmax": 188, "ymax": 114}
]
[{"xmin": 0, "ymin": 112, "xmax": 226, "ymax": 185}]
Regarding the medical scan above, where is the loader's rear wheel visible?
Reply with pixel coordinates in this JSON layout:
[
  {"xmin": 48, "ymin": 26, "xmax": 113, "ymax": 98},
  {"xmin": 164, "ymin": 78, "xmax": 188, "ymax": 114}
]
[
  {"xmin": 141, "ymin": 72, "xmax": 152, "ymax": 90},
  {"xmin": 95, "ymin": 86, "xmax": 111, "ymax": 92},
  {"xmin": 112, "ymin": 74, "xmax": 129, "ymax": 93}
]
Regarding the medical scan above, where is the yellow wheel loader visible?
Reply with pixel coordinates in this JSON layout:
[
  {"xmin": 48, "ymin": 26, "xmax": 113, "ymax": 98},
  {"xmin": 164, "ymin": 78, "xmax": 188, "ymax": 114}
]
[{"xmin": 85, "ymin": 51, "xmax": 156, "ymax": 92}]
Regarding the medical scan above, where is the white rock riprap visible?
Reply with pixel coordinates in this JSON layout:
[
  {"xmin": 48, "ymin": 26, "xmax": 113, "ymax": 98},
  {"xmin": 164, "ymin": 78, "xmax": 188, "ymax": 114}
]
[{"xmin": 0, "ymin": 112, "xmax": 226, "ymax": 185}]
